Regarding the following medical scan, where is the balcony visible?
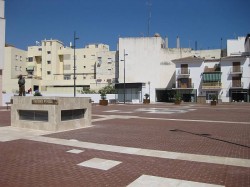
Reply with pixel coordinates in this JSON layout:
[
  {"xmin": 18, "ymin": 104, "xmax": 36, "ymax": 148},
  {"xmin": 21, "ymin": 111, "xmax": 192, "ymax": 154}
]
[
  {"xmin": 202, "ymin": 82, "xmax": 222, "ymax": 89},
  {"xmin": 177, "ymin": 69, "xmax": 190, "ymax": 77},
  {"xmin": 230, "ymin": 67, "xmax": 243, "ymax": 75},
  {"xmin": 174, "ymin": 83, "xmax": 194, "ymax": 89},
  {"xmin": 230, "ymin": 82, "xmax": 244, "ymax": 89}
]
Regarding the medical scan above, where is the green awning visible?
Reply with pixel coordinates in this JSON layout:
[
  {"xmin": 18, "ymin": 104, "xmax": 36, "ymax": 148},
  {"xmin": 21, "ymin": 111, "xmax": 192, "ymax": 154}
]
[{"xmin": 203, "ymin": 73, "xmax": 221, "ymax": 82}]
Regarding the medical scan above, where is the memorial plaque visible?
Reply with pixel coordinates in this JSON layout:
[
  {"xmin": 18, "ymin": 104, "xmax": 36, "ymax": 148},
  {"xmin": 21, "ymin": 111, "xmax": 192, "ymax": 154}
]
[{"xmin": 32, "ymin": 99, "xmax": 58, "ymax": 105}]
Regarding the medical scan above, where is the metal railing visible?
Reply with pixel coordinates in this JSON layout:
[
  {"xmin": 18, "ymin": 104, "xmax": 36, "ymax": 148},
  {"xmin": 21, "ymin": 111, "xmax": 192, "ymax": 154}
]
[
  {"xmin": 230, "ymin": 82, "xmax": 244, "ymax": 88},
  {"xmin": 176, "ymin": 83, "xmax": 194, "ymax": 89},
  {"xmin": 202, "ymin": 82, "xmax": 222, "ymax": 89},
  {"xmin": 177, "ymin": 68, "xmax": 190, "ymax": 75},
  {"xmin": 230, "ymin": 67, "xmax": 243, "ymax": 74}
]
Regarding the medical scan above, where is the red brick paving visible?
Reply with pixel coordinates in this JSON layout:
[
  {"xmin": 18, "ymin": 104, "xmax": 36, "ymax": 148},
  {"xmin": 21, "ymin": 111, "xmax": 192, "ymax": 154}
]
[
  {"xmin": 0, "ymin": 108, "xmax": 11, "ymax": 127},
  {"xmin": 0, "ymin": 140, "xmax": 249, "ymax": 187},
  {"xmin": 46, "ymin": 104, "xmax": 250, "ymax": 159},
  {"xmin": 1, "ymin": 103, "xmax": 250, "ymax": 186}
]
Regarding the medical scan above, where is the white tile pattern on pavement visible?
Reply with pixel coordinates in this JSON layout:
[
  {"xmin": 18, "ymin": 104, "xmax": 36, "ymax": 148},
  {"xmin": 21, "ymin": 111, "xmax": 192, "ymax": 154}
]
[
  {"xmin": 127, "ymin": 175, "xmax": 224, "ymax": 187},
  {"xmin": 66, "ymin": 149, "xmax": 84, "ymax": 154},
  {"xmin": 77, "ymin": 158, "xmax": 122, "ymax": 170}
]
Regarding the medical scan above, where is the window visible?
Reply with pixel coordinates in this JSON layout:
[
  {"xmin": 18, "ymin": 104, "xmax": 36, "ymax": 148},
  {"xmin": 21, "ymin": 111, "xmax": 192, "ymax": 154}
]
[
  {"xmin": 108, "ymin": 58, "xmax": 112, "ymax": 63},
  {"xmin": 84, "ymin": 66, "xmax": 86, "ymax": 68},
  {"xmin": 108, "ymin": 69, "xmax": 111, "ymax": 74},
  {"xmin": 47, "ymin": 71, "xmax": 51, "ymax": 75},
  {"xmin": 83, "ymin": 55, "xmax": 86, "ymax": 58},
  {"xmin": 27, "ymin": 57, "xmax": 33, "ymax": 62},
  {"xmin": 15, "ymin": 55, "xmax": 19, "ymax": 60},
  {"xmin": 47, "ymin": 61, "xmax": 51, "ymax": 64},
  {"xmin": 19, "ymin": 110, "xmax": 48, "ymax": 122},
  {"xmin": 38, "ymin": 48, "xmax": 42, "ymax": 51},
  {"xmin": 64, "ymin": 64, "xmax": 71, "ymax": 70},
  {"xmin": 20, "ymin": 56, "xmax": 22, "ymax": 61},
  {"xmin": 61, "ymin": 109, "xmax": 86, "ymax": 121},
  {"xmin": 64, "ymin": 74, "xmax": 71, "ymax": 80},
  {"xmin": 47, "ymin": 51, "xmax": 51, "ymax": 54}
]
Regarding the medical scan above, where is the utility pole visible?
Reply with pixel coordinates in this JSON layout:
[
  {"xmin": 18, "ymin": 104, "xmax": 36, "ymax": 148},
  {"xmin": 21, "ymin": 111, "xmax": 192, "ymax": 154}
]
[
  {"xmin": 120, "ymin": 49, "xmax": 128, "ymax": 103},
  {"xmin": 73, "ymin": 31, "xmax": 79, "ymax": 97},
  {"xmin": 146, "ymin": 0, "xmax": 152, "ymax": 37}
]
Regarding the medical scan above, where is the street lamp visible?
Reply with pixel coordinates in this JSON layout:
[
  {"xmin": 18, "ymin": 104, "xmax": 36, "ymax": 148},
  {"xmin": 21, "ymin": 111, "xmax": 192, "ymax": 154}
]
[
  {"xmin": 148, "ymin": 81, "xmax": 151, "ymax": 100},
  {"xmin": 73, "ymin": 31, "xmax": 79, "ymax": 97},
  {"xmin": 120, "ymin": 49, "xmax": 128, "ymax": 104}
]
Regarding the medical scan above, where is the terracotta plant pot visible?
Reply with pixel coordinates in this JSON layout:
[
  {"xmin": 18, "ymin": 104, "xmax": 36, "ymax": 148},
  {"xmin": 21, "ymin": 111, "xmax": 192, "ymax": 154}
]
[
  {"xmin": 99, "ymin": 99, "xmax": 108, "ymax": 106},
  {"xmin": 143, "ymin": 99, "xmax": 150, "ymax": 104},
  {"xmin": 174, "ymin": 100, "xmax": 181, "ymax": 105},
  {"xmin": 211, "ymin": 100, "xmax": 217, "ymax": 106}
]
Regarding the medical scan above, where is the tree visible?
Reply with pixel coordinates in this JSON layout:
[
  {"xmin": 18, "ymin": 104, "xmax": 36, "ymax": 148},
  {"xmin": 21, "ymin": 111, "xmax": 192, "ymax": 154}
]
[{"xmin": 98, "ymin": 85, "xmax": 116, "ymax": 94}]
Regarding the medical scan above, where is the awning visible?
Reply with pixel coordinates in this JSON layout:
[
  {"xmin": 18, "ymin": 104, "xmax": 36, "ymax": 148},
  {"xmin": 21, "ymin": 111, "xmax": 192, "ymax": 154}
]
[
  {"xmin": 26, "ymin": 66, "xmax": 34, "ymax": 71},
  {"xmin": 203, "ymin": 73, "xmax": 221, "ymax": 82}
]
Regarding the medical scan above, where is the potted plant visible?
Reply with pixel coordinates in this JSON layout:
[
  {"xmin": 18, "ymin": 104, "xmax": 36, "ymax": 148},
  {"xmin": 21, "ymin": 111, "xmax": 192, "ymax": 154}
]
[
  {"xmin": 174, "ymin": 93, "xmax": 181, "ymax": 104},
  {"xmin": 34, "ymin": 90, "xmax": 42, "ymax": 96},
  {"xmin": 143, "ymin": 93, "xmax": 150, "ymax": 104},
  {"xmin": 99, "ymin": 92, "xmax": 108, "ymax": 106},
  {"xmin": 211, "ymin": 95, "xmax": 217, "ymax": 106}
]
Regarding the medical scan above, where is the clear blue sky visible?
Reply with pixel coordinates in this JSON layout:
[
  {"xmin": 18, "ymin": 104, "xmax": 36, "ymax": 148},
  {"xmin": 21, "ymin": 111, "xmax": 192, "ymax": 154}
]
[{"xmin": 5, "ymin": 0, "xmax": 250, "ymax": 51}]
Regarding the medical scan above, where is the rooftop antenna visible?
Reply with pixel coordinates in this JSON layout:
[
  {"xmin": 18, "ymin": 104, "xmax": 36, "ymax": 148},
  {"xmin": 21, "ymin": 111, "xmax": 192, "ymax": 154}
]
[{"xmin": 146, "ymin": 0, "xmax": 152, "ymax": 37}]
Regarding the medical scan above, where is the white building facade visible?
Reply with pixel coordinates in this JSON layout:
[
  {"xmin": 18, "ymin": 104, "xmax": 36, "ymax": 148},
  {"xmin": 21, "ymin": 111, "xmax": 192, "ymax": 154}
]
[
  {"xmin": 173, "ymin": 35, "xmax": 250, "ymax": 103},
  {"xmin": 117, "ymin": 36, "xmax": 221, "ymax": 103},
  {"xmin": 0, "ymin": 0, "xmax": 5, "ymax": 105}
]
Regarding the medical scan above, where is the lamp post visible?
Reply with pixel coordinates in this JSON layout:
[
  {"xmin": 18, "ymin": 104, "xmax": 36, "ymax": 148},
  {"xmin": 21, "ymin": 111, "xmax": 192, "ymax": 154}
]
[
  {"xmin": 120, "ymin": 49, "xmax": 128, "ymax": 104},
  {"xmin": 73, "ymin": 31, "xmax": 79, "ymax": 97},
  {"xmin": 148, "ymin": 81, "xmax": 151, "ymax": 100}
]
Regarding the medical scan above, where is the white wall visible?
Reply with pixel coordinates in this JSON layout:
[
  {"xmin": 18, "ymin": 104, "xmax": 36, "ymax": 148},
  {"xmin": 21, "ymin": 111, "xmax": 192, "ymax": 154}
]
[
  {"xmin": 119, "ymin": 37, "xmax": 180, "ymax": 102},
  {"xmin": 227, "ymin": 37, "xmax": 245, "ymax": 56}
]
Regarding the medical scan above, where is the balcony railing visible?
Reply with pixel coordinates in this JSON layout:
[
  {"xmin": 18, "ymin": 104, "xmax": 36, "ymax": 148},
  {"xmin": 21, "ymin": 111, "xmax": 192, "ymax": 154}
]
[
  {"xmin": 175, "ymin": 83, "xmax": 194, "ymax": 89},
  {"xmin": 230, "ymin": 82, "xmax": 244, "ymax": 88},
  {"xmin": 230, "ymin": 67, "xmax": 243, "ymax": 74},
  {"xmin": 202, "ymin": 82, "xmax": 222, "ymax": 89},
  {"xmin": 177, "ymin": 69, "xmax": 190, "ymax": 76}
]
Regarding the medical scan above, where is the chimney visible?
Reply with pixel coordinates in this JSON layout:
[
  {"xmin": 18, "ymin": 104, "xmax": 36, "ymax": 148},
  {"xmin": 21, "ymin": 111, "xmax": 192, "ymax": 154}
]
[{"xmin": 177, "ymin": 36, "xmax": 180, "ymax": 48}]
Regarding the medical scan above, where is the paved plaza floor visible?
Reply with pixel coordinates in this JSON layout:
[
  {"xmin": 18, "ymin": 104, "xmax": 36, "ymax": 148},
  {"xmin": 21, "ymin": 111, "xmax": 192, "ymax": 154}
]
[{"xmin": 0, "ymin": 103, "xmax": 250, "ymax": 187}]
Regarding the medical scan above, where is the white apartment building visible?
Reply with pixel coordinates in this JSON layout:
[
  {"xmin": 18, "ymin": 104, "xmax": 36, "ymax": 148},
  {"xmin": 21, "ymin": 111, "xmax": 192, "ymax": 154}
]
[
  {"xmin": 0, "ymin": 0, "xmax": 5, "ymax": 105},
  {"xmin": 117, "ymin": 35, "xmax": 221, "ymax": 102},
  {"xmin": 3, "ymin": 40, "xmax": 117, "ymax": 95},
  {"xmin": 173, "ymin": 57, "xmax": 222, "ymax": 103},
  {"xmin": 173, "ymin": 35, "xmax": 250, "ymax": 103}
]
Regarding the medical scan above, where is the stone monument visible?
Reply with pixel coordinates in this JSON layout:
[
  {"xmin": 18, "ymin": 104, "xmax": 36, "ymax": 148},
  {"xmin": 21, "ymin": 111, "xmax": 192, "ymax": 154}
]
[{"xmin": 11, "ymin": 96, "xmax": 92, "ymax": 131}]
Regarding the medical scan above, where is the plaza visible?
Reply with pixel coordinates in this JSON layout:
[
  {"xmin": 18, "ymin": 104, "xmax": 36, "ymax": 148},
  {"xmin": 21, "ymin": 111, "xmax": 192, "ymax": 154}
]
[{"xmin": 0, "ymin": 103, "xmax": 249, "ymax": 186}]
